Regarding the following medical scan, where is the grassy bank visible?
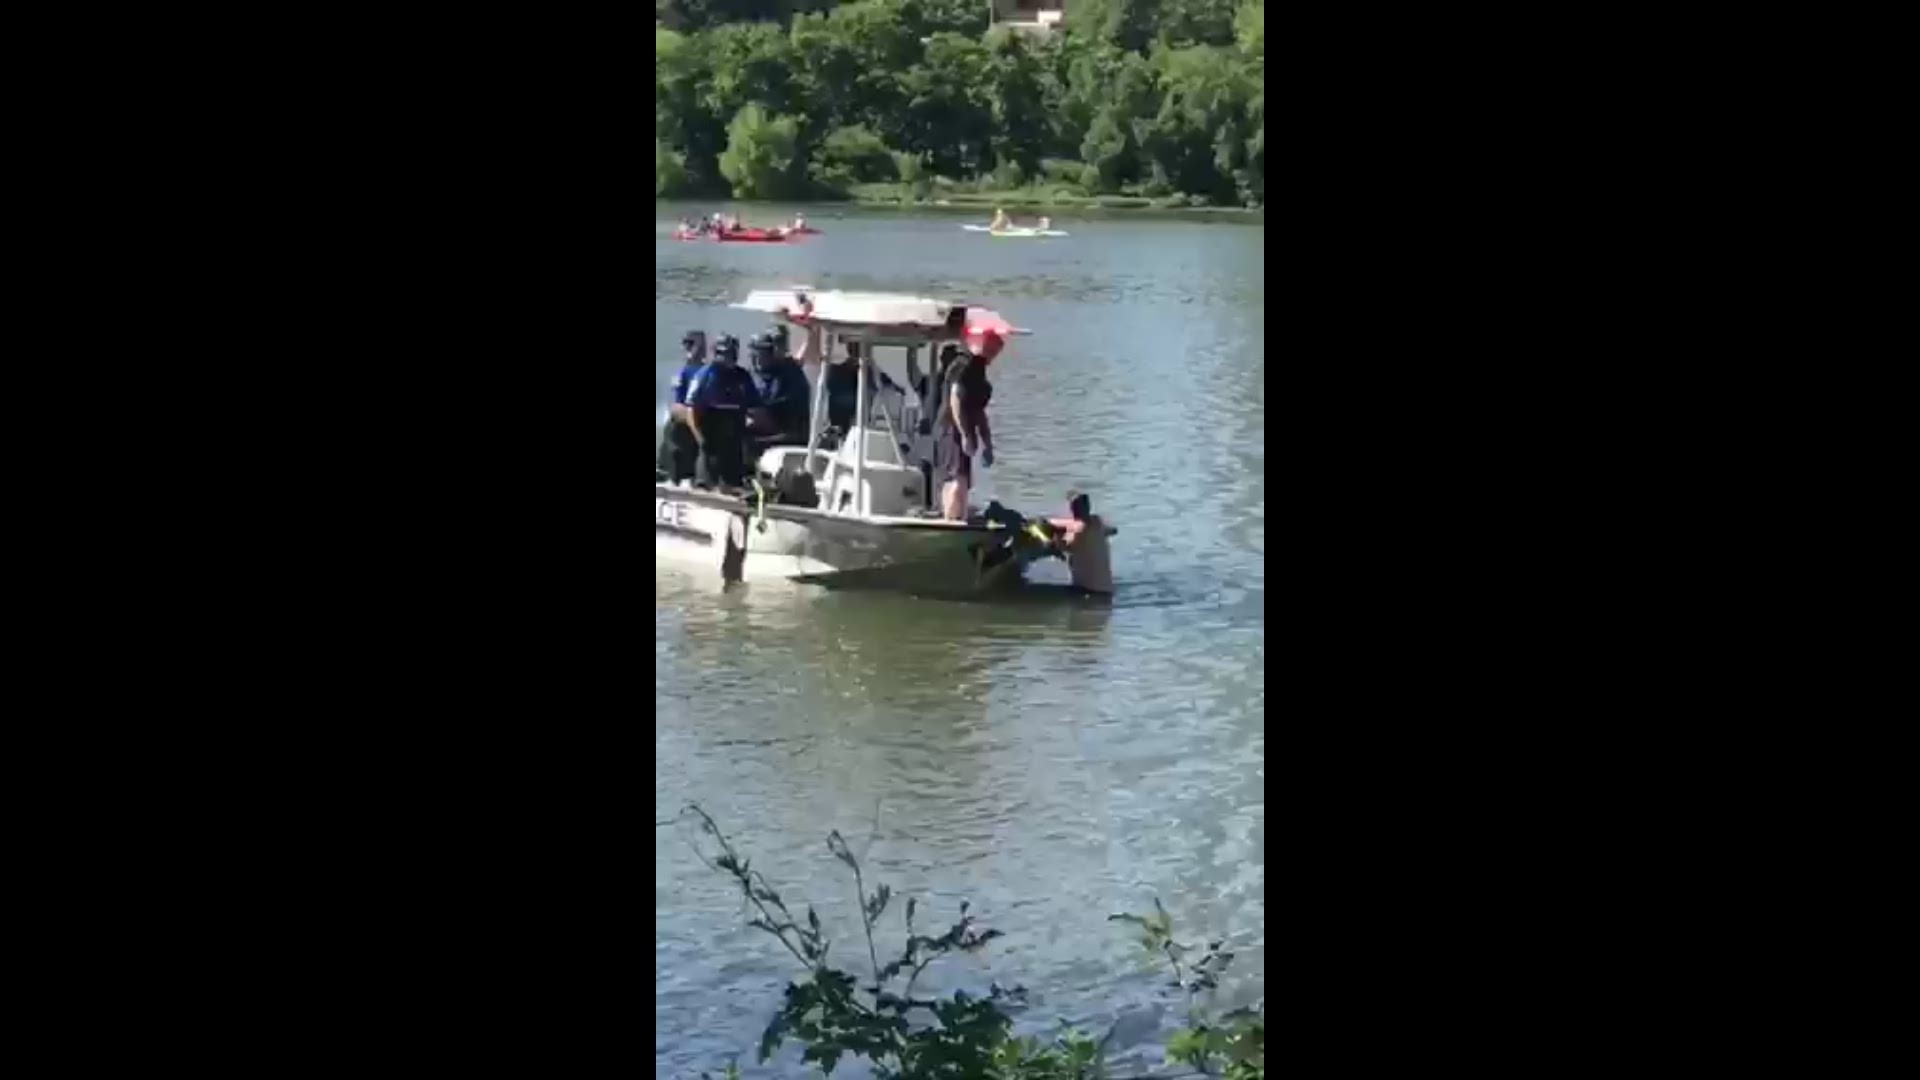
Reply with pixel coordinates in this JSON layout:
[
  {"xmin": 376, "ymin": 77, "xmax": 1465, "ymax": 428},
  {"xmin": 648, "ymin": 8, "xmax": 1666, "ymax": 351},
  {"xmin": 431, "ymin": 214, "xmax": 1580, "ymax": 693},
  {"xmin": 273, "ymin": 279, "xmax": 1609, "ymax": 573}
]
[{"xmin": 846, "ymin": 181, "xmax": 1262, "ymax": 215}]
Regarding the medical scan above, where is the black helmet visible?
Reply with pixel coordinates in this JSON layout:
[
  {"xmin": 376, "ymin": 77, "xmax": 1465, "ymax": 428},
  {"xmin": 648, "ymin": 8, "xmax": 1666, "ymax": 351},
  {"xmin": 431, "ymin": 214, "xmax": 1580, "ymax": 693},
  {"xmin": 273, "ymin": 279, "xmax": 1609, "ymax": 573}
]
[
  {"xmin": 749, "ymin": 332, "xmax": 775, "ymax": 354},
  {"xmin": 713, "ymin": 334, "xmax": 740, "ymax": 362},
  {"xmin": 682, "ymin": 329, "xmax": 705, "ymax": 348}
]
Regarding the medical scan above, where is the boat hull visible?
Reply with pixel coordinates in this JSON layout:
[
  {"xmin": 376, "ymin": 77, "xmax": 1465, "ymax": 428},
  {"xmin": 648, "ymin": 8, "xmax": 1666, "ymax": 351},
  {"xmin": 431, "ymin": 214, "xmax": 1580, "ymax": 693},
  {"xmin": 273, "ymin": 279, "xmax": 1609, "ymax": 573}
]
[{"xmin": 655, "ymin": 486, "xmax": 1032, "ymax": 593}]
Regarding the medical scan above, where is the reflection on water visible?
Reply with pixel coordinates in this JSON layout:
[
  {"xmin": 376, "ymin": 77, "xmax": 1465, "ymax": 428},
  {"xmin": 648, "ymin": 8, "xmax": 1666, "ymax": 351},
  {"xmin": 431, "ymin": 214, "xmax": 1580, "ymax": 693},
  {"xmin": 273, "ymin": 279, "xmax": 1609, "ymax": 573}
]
[{"xmin": 656, "ymin": 204, "xmax": 1263, "ymax": 1078}]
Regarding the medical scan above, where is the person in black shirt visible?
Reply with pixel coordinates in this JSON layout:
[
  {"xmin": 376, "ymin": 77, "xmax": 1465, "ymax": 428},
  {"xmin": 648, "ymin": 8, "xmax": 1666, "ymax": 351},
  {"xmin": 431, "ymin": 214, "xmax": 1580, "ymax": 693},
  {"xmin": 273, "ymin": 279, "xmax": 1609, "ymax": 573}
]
[
  {"xmin": 824, "ymin": 341, "xmax": 862, "ymax": 433},
  {"xmin": 932, "ymin": 346, "xmax": 994, "ymax": 520}
]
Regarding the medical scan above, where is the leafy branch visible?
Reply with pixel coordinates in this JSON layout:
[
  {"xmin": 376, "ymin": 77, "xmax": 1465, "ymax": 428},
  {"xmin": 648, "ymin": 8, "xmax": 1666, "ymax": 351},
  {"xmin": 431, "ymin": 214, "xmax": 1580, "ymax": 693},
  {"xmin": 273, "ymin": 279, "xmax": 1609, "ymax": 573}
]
[
  {"xmin": 1108, "ymin": 901, "xmax": 1262, "ymax": 1078},
  {"xmin": 671, "ymin": 804, "xmax": 1262, "ymax": 1079}
]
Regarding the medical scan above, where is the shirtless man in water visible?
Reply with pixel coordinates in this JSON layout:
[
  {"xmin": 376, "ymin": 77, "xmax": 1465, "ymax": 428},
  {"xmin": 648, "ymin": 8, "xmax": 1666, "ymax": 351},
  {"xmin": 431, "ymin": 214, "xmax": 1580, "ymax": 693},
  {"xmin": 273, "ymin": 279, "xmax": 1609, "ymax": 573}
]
[{"xmin": 1048, "ymin": 491, "xmax": 1113, "ymax": 595}]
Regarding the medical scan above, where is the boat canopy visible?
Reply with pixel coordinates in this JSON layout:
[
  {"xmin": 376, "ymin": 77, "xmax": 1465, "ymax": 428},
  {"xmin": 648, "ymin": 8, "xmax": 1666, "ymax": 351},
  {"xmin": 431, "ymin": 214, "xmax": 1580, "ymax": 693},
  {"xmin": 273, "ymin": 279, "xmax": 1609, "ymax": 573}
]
[{"xmin": 732, "ymin": 288, "xmax": 1027, "ymax": 356}]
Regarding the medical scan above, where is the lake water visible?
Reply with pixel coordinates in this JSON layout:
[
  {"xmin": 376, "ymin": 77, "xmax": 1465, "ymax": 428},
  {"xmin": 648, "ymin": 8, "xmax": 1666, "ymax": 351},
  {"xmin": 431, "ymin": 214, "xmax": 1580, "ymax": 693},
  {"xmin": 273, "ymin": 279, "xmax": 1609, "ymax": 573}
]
[{"xmin": 655, "ymin": 202, "xmax": 1265, "ymax": 1077}]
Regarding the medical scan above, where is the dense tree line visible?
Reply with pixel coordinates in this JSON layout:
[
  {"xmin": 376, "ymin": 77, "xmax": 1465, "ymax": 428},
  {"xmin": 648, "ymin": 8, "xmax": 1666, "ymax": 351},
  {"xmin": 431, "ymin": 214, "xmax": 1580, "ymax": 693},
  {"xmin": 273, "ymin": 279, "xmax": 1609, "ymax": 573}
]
[{"xmin": 656, "ymin": 0, "xmax": 1264, "ymax": 206}]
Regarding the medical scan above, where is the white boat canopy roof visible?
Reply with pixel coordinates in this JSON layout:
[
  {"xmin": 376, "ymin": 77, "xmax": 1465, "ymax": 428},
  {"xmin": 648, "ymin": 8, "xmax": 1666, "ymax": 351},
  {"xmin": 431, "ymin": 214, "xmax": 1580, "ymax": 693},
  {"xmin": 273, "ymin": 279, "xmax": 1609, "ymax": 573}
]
[{"xmin": 732, "ymin": 288, "xmax": 1029, "ymax": 348}]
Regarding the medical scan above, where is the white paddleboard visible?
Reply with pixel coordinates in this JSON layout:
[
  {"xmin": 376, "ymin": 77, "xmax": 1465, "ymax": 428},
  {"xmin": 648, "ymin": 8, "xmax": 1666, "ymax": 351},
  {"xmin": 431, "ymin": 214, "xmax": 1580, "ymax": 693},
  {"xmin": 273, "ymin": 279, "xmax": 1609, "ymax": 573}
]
[{"xmin": 961, "ymin": 224, "xmax": 1069, "ymax": 237}]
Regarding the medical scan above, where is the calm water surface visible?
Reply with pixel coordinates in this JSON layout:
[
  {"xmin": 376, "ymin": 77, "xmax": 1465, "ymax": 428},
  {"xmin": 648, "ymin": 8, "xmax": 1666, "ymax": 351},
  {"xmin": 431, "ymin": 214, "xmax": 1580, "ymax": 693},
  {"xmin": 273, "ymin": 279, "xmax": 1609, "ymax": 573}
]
[{"xmin": 655, "ymin": 203, "xmax": 1264, "ymax": 1077}]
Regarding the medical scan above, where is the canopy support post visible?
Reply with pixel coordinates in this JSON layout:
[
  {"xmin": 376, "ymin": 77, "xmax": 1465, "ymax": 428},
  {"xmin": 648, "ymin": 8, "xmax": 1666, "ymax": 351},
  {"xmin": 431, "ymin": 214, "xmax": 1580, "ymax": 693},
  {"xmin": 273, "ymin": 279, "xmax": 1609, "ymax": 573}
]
[{"xmin": 852, "ymin": 333, "xmax": 867, "ymax": 517}]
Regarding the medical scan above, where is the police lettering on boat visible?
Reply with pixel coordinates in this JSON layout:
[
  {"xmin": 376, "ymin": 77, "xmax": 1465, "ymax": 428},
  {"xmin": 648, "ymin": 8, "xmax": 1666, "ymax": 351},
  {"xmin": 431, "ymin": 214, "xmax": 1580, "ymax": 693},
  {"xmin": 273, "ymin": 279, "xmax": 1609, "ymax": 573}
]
[
  {"xmin": 653, "ymin": 288, "xmax": 1115, "ymax": 595},
  {"xmin": 655, "ymin": 497, "xmax": 706, "ymax": 541}
]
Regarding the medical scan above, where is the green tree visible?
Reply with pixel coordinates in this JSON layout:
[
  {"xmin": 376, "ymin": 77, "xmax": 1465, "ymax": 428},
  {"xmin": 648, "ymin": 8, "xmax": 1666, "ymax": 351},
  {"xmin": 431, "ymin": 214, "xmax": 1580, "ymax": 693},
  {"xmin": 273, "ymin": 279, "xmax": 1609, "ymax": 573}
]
[
  {"xmin": 658, "ymin": 0, "xmax": 836, "ymax": 31},
  {"xmin": 1060, "ymin": 40, "xmax": 1161, "ymax": 193},
  {"xmin": 900, "ymin": 0, "xmax": 989, "ymax": 38},
  {"xmin": 985, "ymin": 28, "xmax": 1052, "ymax": 178},
  {"xmin": 655, "ymin": 0, "xmax": 1264, "ymax": 203},
  {"xmin": 900, "ymin": 32, "xmax": 993, "ymax": 175},
  {"xmin": 718, "ymin": 104, "xmax": 804, "ymax": 198},
  {"xmin": 1157, "ymin": 0, "xmax": 1239, "ymax": 47},
  {"xmin": 657, "ymin": 26, "xmax": 728, "ymax": 193},
  {"xmin": 820, "ymin": 124, "xmax": 894, "ymax": 180},
  {"xmin": 1138, "ymin": 45, "xmax": 1252, "ymax": 203},
  {"xmin": 1236, "ymin": 0, "xmax": 1265, "ymax": 58},
  {"xmin": 657, "ymin": 140, "xmax": 691, "ymax": 196},
  {"xmin": 1067, "ymin": 0, "xmax": 1157, "ymax": 54},
  {"xmin": 808, "ymin": 123, "xmax": 896, "ymax": 195},
  {"xmin": 1080, "ymin": 109, "xmax": 1130, "ymax": 192},
  {"xmin": 706, "ymin": 21, "xmax": 804, "ymax": 123},
  {"xmin": 1241, "ymin": 89, "xmax": 1263, "ymax": 205},
  {"xmin": 792, "ymin": 2, "xmax": 921, "ymax": 149}
]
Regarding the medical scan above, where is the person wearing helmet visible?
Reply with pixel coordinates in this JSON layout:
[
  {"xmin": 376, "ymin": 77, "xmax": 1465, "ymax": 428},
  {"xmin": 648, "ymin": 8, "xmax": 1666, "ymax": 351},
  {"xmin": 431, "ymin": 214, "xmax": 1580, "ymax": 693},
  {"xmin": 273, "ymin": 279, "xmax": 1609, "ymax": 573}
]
[
  {"xmin": 660, "ymin": 330, "xmax": 707, "ymax": 484},
  {"xmin": 686, "ymin": 334, "xmax": 765, "ymax": 489},
  {"xmin": 748, "ymin": 332, "xmax": 811, "ymax": 455}
]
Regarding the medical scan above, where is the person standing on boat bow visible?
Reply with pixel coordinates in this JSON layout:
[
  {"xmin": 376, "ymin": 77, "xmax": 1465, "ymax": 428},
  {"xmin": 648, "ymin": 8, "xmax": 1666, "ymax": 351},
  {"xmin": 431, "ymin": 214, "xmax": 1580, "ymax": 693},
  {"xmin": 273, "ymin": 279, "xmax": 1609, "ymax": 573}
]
[
  {"xmin": 686, "ymin": 334, "xmax": 766, "ymax": 489},
  {"xmin": 934, "ymin": 345, "xmax": 994, "ymax": 520},
  {"xmin": 661, "ymin": 330, "xmax": 707, "ymax": 484}
]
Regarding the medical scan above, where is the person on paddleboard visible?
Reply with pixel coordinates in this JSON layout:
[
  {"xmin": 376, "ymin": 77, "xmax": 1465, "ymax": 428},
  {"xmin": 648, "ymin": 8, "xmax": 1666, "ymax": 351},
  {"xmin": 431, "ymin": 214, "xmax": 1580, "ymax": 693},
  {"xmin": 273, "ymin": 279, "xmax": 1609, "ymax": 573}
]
[
  {"xmin": 661, "ymin": 330, "xmax": 707, "ymax": 484},
  {"xmin": 686, "ymin": 334, "xmax": 765, "ymax": 489},
  {"xmin": 989, "ymin": 207, "xmax": 1011, "ymax": 233}
]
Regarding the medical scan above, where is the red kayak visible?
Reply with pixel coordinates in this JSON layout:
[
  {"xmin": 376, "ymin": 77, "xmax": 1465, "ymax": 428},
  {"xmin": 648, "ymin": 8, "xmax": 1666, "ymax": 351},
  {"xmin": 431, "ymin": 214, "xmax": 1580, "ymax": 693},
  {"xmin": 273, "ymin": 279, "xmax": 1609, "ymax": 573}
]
[
  {"xmin": 670, "ymin": 226, "xmax": 808, "ymax": 242},
  {"xmin": 715, "ymin": 228, "xmax": 792, "ymax": 243}
]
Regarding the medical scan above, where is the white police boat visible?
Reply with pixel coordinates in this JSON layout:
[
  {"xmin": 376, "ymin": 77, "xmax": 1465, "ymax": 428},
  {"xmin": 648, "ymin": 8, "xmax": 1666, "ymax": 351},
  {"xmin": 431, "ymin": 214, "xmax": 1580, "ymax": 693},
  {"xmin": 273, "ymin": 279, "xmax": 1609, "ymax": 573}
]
[{"xmin": 654, "ymin": 289, "xmax": 1098, "ymax": 594}]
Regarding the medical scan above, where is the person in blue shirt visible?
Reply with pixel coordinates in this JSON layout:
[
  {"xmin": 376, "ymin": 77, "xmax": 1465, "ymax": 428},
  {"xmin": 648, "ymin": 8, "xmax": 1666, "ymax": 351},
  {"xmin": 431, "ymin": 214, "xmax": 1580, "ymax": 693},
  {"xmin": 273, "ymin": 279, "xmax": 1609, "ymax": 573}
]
[
  {"xmin": 686, "ymin": 334, "xmax": 765, "ymax": 489},
  {"xmin": 748, "ymin": 332, "xmax": 812, "ymax": 455},
  {"xmin": 660, "ymin": 330, "xmax": 707, "ymax": 484}
]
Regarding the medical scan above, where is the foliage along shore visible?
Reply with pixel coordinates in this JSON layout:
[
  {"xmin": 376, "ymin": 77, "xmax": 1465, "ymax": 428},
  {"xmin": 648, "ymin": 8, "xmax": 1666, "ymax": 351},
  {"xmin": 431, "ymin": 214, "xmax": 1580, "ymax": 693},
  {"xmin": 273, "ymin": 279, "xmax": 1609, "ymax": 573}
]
[
  {"xmin": 670, "ymin": 804, "xmax": 1264, "ymax": 1079},
  {"xmin": 662, "ymin": 187, "xmax": 1265, "ymax": 215},
  {"xmin": 656, "ymin": 0, "xmax": 1264, "ymax": 209}
]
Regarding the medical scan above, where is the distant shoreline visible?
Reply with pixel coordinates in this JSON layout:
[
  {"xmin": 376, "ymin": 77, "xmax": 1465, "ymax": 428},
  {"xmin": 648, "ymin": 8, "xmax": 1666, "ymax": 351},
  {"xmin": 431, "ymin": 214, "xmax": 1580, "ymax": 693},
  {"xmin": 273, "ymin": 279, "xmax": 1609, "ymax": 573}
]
[
  {"xmin": 659, "ymin": 191, "xmax": 1263, "ymax": 221},
  {"xmin": 851, "ymin": 192, "xmax": 1263, "ymax": 218}
]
